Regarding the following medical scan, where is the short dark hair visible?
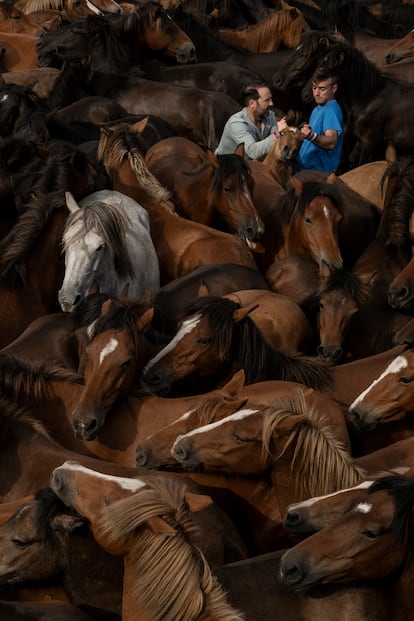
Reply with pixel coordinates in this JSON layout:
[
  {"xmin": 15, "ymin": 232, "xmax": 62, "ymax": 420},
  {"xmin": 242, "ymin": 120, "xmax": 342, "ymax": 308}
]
[
  {"xmin": 312, "ymin": 70, "xmax": 339, "ymax": 86},
  {"xmin": 239, "ymin": 82, "xmax": 269, "ymax": 107}
]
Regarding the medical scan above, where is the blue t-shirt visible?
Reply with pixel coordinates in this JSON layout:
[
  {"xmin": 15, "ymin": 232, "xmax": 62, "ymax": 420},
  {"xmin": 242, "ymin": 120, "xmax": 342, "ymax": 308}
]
[{"xmin": 295, "ymin": 100, "xmax": 343, "ymax": 173}]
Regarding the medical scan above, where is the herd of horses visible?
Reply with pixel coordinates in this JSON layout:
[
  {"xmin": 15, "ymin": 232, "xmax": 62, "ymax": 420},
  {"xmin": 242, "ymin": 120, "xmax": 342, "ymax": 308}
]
[{"xmin": 1, "ymin": 0, "xmax": 414, "ymax": 619}]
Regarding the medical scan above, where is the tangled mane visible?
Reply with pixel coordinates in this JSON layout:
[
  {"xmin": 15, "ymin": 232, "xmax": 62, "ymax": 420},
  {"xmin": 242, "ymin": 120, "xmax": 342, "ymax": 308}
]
[
  {"xmin": 219, "ymin": 5, "xmax": 305, "ymax": 52},
  {"xmin": 183, "ymin": 295, "xmax": 333, "ymax": 390},
  {"xmin": 97, "ymin": 476, "xmax": 244, "ymax": 621},
  {"xmin": 262, "ymin": 391, "xmax": 366, "ymax": 498},
  {"xmin": 0, "ymin": 353, "xmax": 82, "ymax": 402},
  {"xmin": 97, "ymin": 123, "xmax": 175, "ymax": 211},
  {"xmin": 371, "ymin": 474, "xmax": 414, "ymax": 549},
  {"xmin": 63, "ymin": 200, "xmax": 136, "ymax": 281},
  {"xmin": 276, "ymin": 181, "xmax": 343, "ymax": 229}
]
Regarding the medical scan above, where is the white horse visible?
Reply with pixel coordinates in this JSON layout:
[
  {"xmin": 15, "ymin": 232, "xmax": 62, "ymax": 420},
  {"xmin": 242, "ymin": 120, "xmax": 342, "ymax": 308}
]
[{"xmin": 58, "ymin": 190, "xmax": 160, "ymax": 312}]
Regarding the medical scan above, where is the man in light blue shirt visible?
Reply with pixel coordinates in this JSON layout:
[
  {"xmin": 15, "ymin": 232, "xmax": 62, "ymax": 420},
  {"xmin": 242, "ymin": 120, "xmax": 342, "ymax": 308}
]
[
  {"xmin": 215, "ymin": 82, "xmax": 287, "ymax": 160},
  {"xmin": 295, "ymin": 74, "xmax": 344, "ymax": 173}
]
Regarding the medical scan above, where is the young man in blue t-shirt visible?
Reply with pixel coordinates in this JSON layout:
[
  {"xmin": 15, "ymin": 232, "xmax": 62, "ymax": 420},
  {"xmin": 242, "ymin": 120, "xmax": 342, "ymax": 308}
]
[{"xmin": 295, "ymin": 75, "xmax": 344, "ymax": 173}]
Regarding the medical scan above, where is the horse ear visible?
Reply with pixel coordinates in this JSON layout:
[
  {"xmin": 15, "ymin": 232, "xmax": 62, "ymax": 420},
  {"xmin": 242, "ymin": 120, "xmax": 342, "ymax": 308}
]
[
  {"xmin": 206, "ymin": 148, "xmax": 220, "ymax": 169},
  {"xmin": 233, "ymin": 303, "xmax": 259, "ymax": 323},
  {"xmin": 198, "ymin": 279, "xmax": 210, "ymax": 297},
  {"xmin": 146, "ymin": 515, "xmax": 176, "ymax": 535},
  {"xmin": 290, "ymin": 175, "xmax": 303, "ymax": 197},
  {"xmin": 35, "ymin": 144, "xmax": 49, "ymax": 159},
  {"xmin": 280, "ymin": 0, "xmax": 290, "ymax": 9},
  {"xmin": 137, "ymin": 307, "xmax": 154, "ymax": 331},
  {"xmin": 65, "ymin": 191, "xmax": 80, "ymax": 213},
  {"xmin": 51, "ymin": 513, "xmax": 87, "ymax": 533},
  {"xmin": 100, "ymin": 299, "xmax": 113, "ymax": 317},
  {"xmin": 222, "ymin": 369, "xmax": 246, "ymax": 393},
  {"xmin": 385, "ymin": 144, "xmax": 397, "ymax": 164},
  {"xmin": 131, "ymin": 117, "xmax": 149, "ymax": 135},
  {"xmin": 184, "ymin": 492, "xmax": 213, "ymax": 513},
  {"xmin": 235, "ymin": 143, "xmax": 245, "ymax": 158},
  {"xmin": 326, "ymin": 172, "xmax": 337, "ymax": 184}
]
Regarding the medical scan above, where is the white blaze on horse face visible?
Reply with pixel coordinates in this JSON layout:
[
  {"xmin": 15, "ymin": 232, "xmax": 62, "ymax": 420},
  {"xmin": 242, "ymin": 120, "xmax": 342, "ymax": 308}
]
[
  {"xmin": 174, "ymin": 408, "xmax": 260, "ymax": 444},
  {"xmin": 0, "ymin": 93, "xmax": 8, "ymax": 103},
  {"xmin": 323, "ymin": 204, "xmax": 330, "ymax": 219},
  {"xmin": 99, "ymin": 337, "xmax": 119, "ymax": 366},
  {"xmin": 287, "ymin": 480, "xmax": 375, "ymax": 510},
  {"xmin": 353, "ymin": 502, "xmax": 372, "ymax": 514},
  {"xmin": 56, "ymin": 462, "xmax": 147, "ymax": 492},
  {"xmin": 85, "ymin": 0, "xmax": 103, "ymax": 14},
  {"xmin": 143, "ymin": 314, "xmax": 202, "ymax": 372},
  {"xmin": 349, "ymin": 355, "xmax": 409, "ymax": 411}
]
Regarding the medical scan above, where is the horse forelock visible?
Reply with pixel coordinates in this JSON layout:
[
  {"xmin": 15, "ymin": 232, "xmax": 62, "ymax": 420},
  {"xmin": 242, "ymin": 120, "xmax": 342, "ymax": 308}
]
[
  {"xmin": 64, "ymin": 201, "xmax": 136, "ymax": 280},
  {"xmin": 262, "ymin": 392, "xmax": 365, "ymax": 497},
  {"xmin": 213, "ymin": 154, "xmax": 252, "ymax": 193},
  {"xmin": 91, "ymin": 301, "xmax": 147, "ymax": 351},
  {"xmin": 97, "ymin": 476, "xmax": 244, "ymax": 621},
  {"xmin": 185, "ymin": 296, "xmax": 240, "ymax": 361},
  {"xmin": 125, "ymin": 1, "xmax": 174, "ymax": 38},
  {"xmin": 321, "ymin": 269, "xmax": 372, "ymax": 305},
  {"xmin": 297, "ymin": 181, "xmax": 343, "ymax": 216}
]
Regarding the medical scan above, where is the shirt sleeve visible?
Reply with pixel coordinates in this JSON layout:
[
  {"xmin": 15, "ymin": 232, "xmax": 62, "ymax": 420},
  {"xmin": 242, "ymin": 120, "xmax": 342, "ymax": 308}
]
[{"xmin": 228, "ymin": 117, "xmax": 276, "ymax": 160}]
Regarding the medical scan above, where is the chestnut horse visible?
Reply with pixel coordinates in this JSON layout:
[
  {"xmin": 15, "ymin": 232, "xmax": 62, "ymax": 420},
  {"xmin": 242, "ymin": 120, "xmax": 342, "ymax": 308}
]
[
  {"xmin": 144, "ymin": 136, "xmax": 264, "ymax": 247},
  {"xmin": 386, "ymin": 28, "xmax": 414, "ymax": 64},
  {"xmin": 0, "ymin": 32, "xmax": 39, "ymax": 70},
  {"xmin": 0, "ymin": 2, "xmax": 45, "ymax": 34},
  {"xmin": 50, "ymin": 462, "xmax": 246, "ymax": 621},
  {"xmin": 142, "ymin": 292, "xmax": 328, "ymax": 396},
  {"xmin": 96, "ymin": 119, "xmax": 258, "ymax": 285},
  {"xmin": 278, "ymin": 474, "xmax": 414, "ymax": 621},
  {"xmin": 218, "ymin": 1, "xmax": 306, "ymax": 53}
]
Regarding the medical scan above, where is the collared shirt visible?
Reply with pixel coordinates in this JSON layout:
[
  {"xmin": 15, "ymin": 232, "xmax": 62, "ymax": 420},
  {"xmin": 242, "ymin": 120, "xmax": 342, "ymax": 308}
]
[
  {"xmin": 215, "ymin": 107, "xmax": 277, "ymax": 160},
  {"xmin": 295, "ymin": 100, "xmax": 344, "ymax": 173}
]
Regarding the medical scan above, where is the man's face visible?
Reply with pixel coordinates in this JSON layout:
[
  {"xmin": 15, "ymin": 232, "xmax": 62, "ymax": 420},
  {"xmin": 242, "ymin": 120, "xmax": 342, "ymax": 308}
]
[
  {"xmin": 312, "ymin": 79, "xmax": 338, "ymax": 106},
  {"xmin": 253, "ymin": 87, "xmax": 274, "ymax": 119}
]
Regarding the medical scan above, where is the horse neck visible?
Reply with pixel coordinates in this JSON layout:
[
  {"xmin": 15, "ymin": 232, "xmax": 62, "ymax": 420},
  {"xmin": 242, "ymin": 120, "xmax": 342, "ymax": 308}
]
[{"xmin": 391, "ymin": 556, "xmax": 414, "ymax": 621}]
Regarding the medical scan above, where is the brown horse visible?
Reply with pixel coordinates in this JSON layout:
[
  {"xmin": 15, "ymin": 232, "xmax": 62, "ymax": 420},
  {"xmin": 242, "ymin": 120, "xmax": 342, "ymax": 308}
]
[
  {"xmin": 142, "ymin": 291, "xmax": 328, "ymax": 396},
  {"xmin": 218, "ymin": 1, "xmax": 306, "ymax": 53},
  {"xmin": 97, "ymin": 119, "xmax": 258, "ymax": 285},
  {"xmin": 386, "ymin": 28, "xmax": 414, "ymax": 64},
  {"xmin": 50, "ymin": 462, "xmax": 246, "ymax": 621},
  {"xmin": 0, "ymin": 32, "xmax": 39, "ymax": 70},
  {"xmin": 347, "ymin": 348, "xmax": 414, "ymax": 452},
  {"xmin": 144, "ymin": 136, "xmax": 264, "ymax": 246},
  {"xmin": 261, "ymin": 125, "xmax": 303, "ymax": 188},
  {"xmin": 278, "ymin": 474, "xmax": 414, "ymax": 621},
  {"xmin": 0, "ymin": 1, "xmax": 45, "ymax": 34}
]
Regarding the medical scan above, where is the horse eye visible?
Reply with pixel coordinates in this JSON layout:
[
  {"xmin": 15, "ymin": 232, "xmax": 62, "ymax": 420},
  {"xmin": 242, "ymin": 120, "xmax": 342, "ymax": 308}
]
[
  {"xmin": 304, "ymin": 217, "xmax": 312, "ymax": 224},
  {"xmin": 197, "ymin": 337, "xmax": 211, "ymax": 345},
  {"xmin": 12, "ymin": 538, "xmax": 29, "ymax": 548},
  {"xmin": 319, "ymin": 301, "xmax": 324, "ymax": 310},
  {"xmin": 279, "ymin": 130, "xmax": 285, "ymax": 136},
  {"xmin": 362, "ymin": 530, "xmax": 379, "ymax": 540},
  {"xmin": 399, "ymin": 376, "xmax": 413, "ymax": 385},
  {"xmin": 223, "ymin": 186, "xmax": 231, "ymax": 193},
  {"xmin": 120, "ymin": 358, "xmax": 133, "ymax": 370},
  {"xmin": 232, "ymin": 433, "xmax": 246, "ymax": 445}
]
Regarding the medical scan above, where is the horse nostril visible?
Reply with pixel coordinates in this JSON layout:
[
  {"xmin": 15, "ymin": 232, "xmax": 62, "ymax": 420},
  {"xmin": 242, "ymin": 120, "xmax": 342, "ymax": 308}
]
[
  {"xmin": 285, "ymin": 510, "xmax": 301, "ymax": 527},
  {"xmin": 86, "ymin": 417, "xmax": 98, "ymax": 436},
  {"xmin": 51, "ymin": 471, "xmax": 62, "ymax": 492},
  {"xmin": 172, "ymin": 440, "xmax": 188, "ymax": 462},
  {"xmin": 280, "ymin": 562, "xmax": 304, "ymax": 586},
  {"xmin": 135, "ymin": 447, "xmax": 148, "ymax": 466},
  {"xmin": 273, "ymin": 75, "xmax": 283, "ymax": 88},
  {"xmin": 385, "ymin": 53, "xmax": 392, "ymax": 64}
]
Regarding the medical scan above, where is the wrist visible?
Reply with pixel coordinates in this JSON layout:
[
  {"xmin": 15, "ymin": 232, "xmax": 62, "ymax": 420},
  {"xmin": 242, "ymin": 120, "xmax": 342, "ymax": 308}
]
[{"xmin": 307, "ymin": 130, "xmax": 318, "ymax": 143}]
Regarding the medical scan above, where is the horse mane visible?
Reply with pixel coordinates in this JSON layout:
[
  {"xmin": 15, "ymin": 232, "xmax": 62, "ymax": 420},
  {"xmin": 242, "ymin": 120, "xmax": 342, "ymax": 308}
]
[
  {"xmin": 315, "ymin": 41, "xmax": 385, "ymax": 101},
  {"xmin": 371, "ymin": 474, "xmax": 414, "ymax": 550},
  {"xmin": 63, "ymin": 199, "xmax": 137, "ymax": 281},
  {"xmin": 219, "ymin": 7, "xmax": 305, "ymax": 52},
  {"xmin": 295, "ymin": 29, "xmax": 346, "ymax": 56},
  {"xmin": 87, "ymin": 297, "xmax": 148, "ymax": 353},
  {"xmin": 377, "ymin": 157, "xmax": 414, "ymax": 254},
  {"xmin": 321, "ymin": 268, "xmax": 372, "ymax": 306},
  {"xmin": 184, "ymin": 296, "xmax": 332, "ymax": 390},
  {"xmin": 262, "ymin": 391, "xmax": 366, "ymax": 498},
  {"xmin": 18, "ymin": 0, "xmax": 66, "ymax": 12},
  {"xmin": 119, "ymin": 1, "xmax": 177, "ymax": 39},
  {"xmin": 97, "ymin": 476, "xmax": 244, "ymax": 621},
  {"xmin": 0, "ymin": 353, "xmax": 82, "ymax": 401},
  {"xmin": 0, "ymin": 192, "xmax": 65, "ymax": 284},
  {"xmin": 213, "ymin": 154, "xmax": 253, "ymax": 193},
  {"xmin": 0, "ymin": 392, "xmax": 56, "ymax": 443},
  {"xmin": 97, "ymin": 123, "xmax": 175, "ymax": 210}
]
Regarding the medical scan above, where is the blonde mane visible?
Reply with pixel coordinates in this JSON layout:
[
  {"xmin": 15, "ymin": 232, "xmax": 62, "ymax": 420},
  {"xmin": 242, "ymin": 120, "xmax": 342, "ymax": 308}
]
[
  {"xmin": 262, "ymin": 391, "xmax": 367, "ymax": 497},
  {"xmin": 97, "ymin": 476, "xmax": 245, "ymax": 621},
  {"xmin": 219, "ymin": 6, "xmax": 305, "ymax": 53},
  {"xmin": 97, "ymin": 125, "xmax": 176, "ymax": 212}
]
